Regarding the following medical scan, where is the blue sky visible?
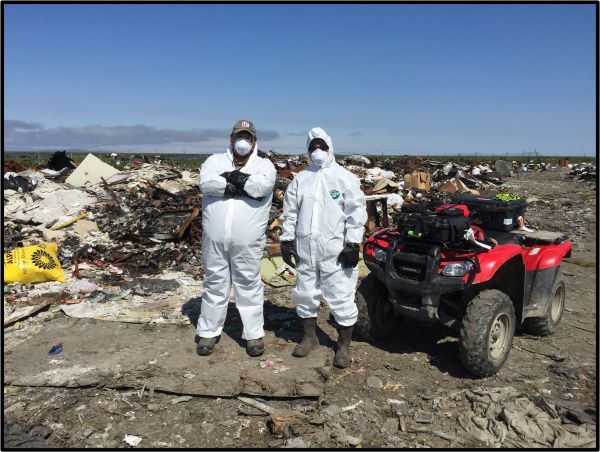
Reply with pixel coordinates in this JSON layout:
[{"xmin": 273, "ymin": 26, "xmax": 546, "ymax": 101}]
[{"xmin": 3, "ymin": 3, "xmax": 597, "ymax": 155}]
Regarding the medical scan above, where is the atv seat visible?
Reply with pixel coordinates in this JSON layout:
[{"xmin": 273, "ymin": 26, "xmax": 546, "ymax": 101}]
[
  {"xmin": 509, "ymin": 229, "xmax": 569, "ymax": 245},
  {"xmin": 483, "ymin": 229, "xmax": 524, "ymax": 246}
]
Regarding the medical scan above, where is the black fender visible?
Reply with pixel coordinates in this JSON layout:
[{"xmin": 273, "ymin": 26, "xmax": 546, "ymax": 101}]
[
  {"xmin": 522, "ymin": 266, "xmax": 561, "ymax": 319},
  {"xmin": 471, "ymin": 254, "xmax": 526, "ymax": 322}
]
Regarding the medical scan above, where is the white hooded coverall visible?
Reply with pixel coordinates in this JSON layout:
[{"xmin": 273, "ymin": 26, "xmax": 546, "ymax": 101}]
[
  {"xmin": 198, "ymin": 146, "xmax": 276, "ymax": 340},
  {"xmin": 281, "ymin": 128, "xmax": 367, "ymax": 326}
]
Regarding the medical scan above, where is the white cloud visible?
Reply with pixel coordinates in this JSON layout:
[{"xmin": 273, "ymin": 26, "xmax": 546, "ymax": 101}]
[{"xmin": 3, "ymin": 120, "xmax": 280, "ymax": 149}]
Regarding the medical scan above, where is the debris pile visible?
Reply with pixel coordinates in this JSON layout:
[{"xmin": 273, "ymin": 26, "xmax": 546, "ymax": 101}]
[
  {"xmin": 6, "ymin": 152, "xmax": 593, "ymax": 286},
  {"xmin": 568, "ymin": 163, "xmax": 596, "ymax": 181},
  {"xmin": 2, "ymin": 150, "xmax": 595, "ymax": 449},
  {"xmin": 242, "ymin": 381, "xmax": 596, "ymax": 448},
  {"xmin": 458, "ymin": 386, "xmax": 596, "ymax": 448},
  {"xmin": 264, "ymin": 154, "xmax": 533, "ymax": 236},
  {"xmin": 3, "ymin": 154, "xmax": 204, "ymax": 286}
]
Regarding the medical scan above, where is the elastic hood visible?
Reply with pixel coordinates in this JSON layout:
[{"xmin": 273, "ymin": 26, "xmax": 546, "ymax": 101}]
[{"xmin": 306, "ymin": 127, "xmax": 334, "ymax": 167}]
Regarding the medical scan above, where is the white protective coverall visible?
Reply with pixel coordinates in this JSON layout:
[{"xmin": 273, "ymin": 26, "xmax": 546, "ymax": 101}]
[
  {"xmin": 198, "ymin": 145, "xmax": 276, "ymax": 340},
  {"xmin": 281, "ymin": 128, "xmax": 367, "ymax": 326}
]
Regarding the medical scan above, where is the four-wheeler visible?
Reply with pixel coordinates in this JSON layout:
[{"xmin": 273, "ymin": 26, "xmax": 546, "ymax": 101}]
[{"xmin": 357, "ymin": 201, "xmax": 572, "ymax": 377}]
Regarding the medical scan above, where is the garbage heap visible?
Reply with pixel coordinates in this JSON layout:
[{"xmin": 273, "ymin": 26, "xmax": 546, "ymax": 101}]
[
  {"xmin": 264, "ymin": 153, "xmax": 515, "ymax": 236},
  {"xmin": 3, "ymin": 152, "xmax": 204, "ymax": 286},
  {"xmin": 568, "ymin": 163, "xmax": 596, "ymax": 181},
  {"xmin": 4, "ymin": 150, "xmax": 587, "ymax": 288}
]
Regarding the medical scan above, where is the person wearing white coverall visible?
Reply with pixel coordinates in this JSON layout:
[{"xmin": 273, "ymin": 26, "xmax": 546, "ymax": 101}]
[
  {"xmin": 196, "ymin": 120, "xmax": 276, "ymax": 357},
  {"xmin": 280, "ymin": 127, "xmax": 367, "ymax": 368}
]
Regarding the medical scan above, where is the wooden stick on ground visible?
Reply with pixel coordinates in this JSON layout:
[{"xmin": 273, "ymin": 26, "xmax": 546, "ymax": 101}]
[{"xmin": 237, "ymin": 396, "xmax": 276, "ymax": 415}]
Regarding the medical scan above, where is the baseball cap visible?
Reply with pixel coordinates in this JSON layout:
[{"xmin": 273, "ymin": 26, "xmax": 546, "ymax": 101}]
[{"xmin": 231, "ymin": 120, "xmax": 256, "ymax": 138}]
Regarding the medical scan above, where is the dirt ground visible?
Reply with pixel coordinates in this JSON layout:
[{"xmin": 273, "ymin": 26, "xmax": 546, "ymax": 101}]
[{"xmin": 3, "ymin": 168, "xmax": 597, "ymax": 448}]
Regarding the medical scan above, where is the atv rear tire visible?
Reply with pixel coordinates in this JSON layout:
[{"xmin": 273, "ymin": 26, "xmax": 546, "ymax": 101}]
[
  {"xmin": 459, "ymin": 289, "xmax": 515, "ymax": 378},
  {"xmin": 523, "ymin": 272, "xmax": 565, "ymax": 336},
  {"xmin": 355, "ymin": 273, "xmax": 400, "ymax": 342}
]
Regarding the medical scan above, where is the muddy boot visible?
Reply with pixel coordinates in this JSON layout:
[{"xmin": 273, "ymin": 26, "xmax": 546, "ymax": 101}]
[
  {"xmin": 333, "ymin": 325, "xmax": 354, "ymax": 368},
  {"xmin": 292, "ymin": 317, "xmax": 319, "ymax": 357},
  {"xmin": 196, "ymin": 335, "xmax": 220, "ymax": 356},
  {"xmin": 246, "ymin": 338, "xmax": 265, "ymax": 357}
]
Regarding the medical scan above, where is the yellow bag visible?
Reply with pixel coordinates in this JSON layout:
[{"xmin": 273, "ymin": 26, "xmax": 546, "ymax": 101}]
[{"xmin": 3, "ymin": 242, "xmax": 65, "ymax": 284}]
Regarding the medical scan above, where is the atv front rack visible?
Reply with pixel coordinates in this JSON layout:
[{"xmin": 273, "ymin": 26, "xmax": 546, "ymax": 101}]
[{"xmin": 366, "ymin": 229, "xmax": 481, "ymax": 294}]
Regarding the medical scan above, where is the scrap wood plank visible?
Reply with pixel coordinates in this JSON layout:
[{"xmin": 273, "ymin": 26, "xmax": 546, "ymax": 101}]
[
  {"xmin": 146, "ymin": 181, "xmax": 179, "ymax": 199},
  {"xmin": 3, "ymin": 299, "xmax": 56, "ymax": 326},
  {"xmin": 4, "ymin": 292, "xmax": 65, "ymax": 326},
  {"xmin": 100, "ymin": 176, "xmax": 119, "ymax": 203},
  {"xmin": 176, "ymin": 208, "xmax": 200, "ymax": 239}
]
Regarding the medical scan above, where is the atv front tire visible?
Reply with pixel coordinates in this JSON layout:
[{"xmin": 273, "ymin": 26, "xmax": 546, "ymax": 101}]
[
  {"xmin": 523, "ymin": 272, "xmax": 565, "ymax": 336},
  {"xmin": 355, "ymin": 273, "xmax": 400, "ymax": 342},
  {"xmin": 459, "ymin": 289, "xmax": 515, "ymax": 378}
]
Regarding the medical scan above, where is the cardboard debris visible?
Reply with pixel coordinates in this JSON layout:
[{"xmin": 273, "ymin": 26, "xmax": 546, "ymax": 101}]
[
  {"xmin": 72, "ymin": 219, "xmax": 100, "ymax": 236},
  {"xmin": 440, "ymin": 180, "xmax": 458, "ymax": 194},
  {"xmin": 403, "ymin": 171, "xmax": 431, "ymax": 192},
  {"xmin": 371, "ymin": 177, "xmax": 400, "ymax": 194},
  {"xmin": 440, "ymin": 177, "xmax": 479, "ymax": 195}
]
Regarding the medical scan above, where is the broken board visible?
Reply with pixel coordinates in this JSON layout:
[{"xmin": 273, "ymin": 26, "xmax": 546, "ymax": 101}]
[
  {"xmin": 65, "ymin": 153, "xmax": 120, "ymax": 187},
  {"xmin": 4, "ymin": 316, "xmax": 329, "ymax": 398}
]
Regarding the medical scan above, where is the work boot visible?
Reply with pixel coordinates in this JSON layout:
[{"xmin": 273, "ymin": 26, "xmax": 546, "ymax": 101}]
[
  {"xmin": 293, "ymin": 317, "xmax": 319, "ymax": 357},
  {"xmin": 246, "ymin": 338, "xmax": 265, "ymax": 357},
  {"xmin": 333, "ymin": 325, "xmax": 354, "ymax": 368},
  {"xmin": 196, "ymin": 335, "xmax": 220, "ymax": 356}
]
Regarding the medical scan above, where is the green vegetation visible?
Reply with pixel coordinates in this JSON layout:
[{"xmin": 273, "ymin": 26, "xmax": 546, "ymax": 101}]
[
  {"xmin": 357, "ymin": 154, "xmax": 596, "ymax": 164},
  {"xmin": 4, "ymin": 151, "xmax": 595, "ymax": 170},
  {"xmin": 3, "ymin": 152, "xmax": 210, "ymax": 171},
  {"xmin": 495, "ymin": 193, "xmax": 522, "ymax": 201}
]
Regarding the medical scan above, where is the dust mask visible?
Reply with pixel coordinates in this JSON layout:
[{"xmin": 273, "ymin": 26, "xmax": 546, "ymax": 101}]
[
  {"xmin": 234, "ymin": 138, "xmax": 253, "ymax": 156},
  {"xmin": 311, "ymin": 149, "xmax": 329, "ymax": 167}
]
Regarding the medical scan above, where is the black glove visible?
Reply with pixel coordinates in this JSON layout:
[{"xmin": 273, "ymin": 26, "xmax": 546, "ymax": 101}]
[
  {"xmin": 221, "ymin": 171, "xmax": 264, "ymax": 200},
  {"xmin": 337, "ymin": 243, "xmax": 360, "ymax": 268},
  {"xmin": 223, "ymin": 182, "xmax": 242, "ymax": 197},
  {"xmin": 225, "ymin": 170, "xmax": 250, "ymax": 190},
  {"xmin": 280, "ymin": 240, "xmax": 299, "ymax": 269}
]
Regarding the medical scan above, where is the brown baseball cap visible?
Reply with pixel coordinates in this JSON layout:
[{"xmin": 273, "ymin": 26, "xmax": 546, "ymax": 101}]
[{"xmin": 231, "ymin": 119, "xmax": 256, "ymax": 138}]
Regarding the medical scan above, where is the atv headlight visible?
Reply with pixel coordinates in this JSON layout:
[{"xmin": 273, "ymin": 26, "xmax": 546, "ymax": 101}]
[
  {"xmin": 442, "ymin": 261, "xmax": 473, "ymax": 277},
  {"xmin": 374, "ymin": 248, "xmax": 387, "ymax": 262}
]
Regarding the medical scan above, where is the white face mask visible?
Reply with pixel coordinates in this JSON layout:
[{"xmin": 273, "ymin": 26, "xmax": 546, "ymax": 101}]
[
  {"xmin": 311, "ymin": 149, "xmax": 329, "ymax": 167},
  {"xmin": 234, "ymin": 138, "xmax": 253, "ymax": 156}
]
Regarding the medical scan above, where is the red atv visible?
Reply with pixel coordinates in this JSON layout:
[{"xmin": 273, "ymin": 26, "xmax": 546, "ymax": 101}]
[{"xmin": 358, "ymin": 196, "xmax": 572, "ymax": 378}]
